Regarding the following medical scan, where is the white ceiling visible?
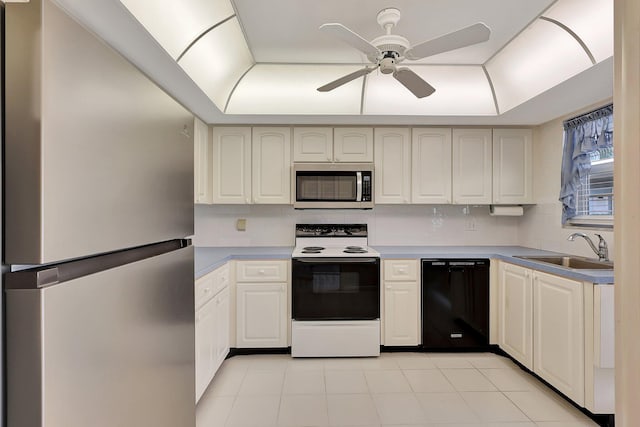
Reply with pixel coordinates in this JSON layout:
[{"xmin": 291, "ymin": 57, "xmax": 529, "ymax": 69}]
[
  {"xmin": 54, "ymin": 0, "xmax": 613, "ymax": 125},
  {"xmin": 232, "ymin": 0, "xmax": 554, "ymax": 65}
]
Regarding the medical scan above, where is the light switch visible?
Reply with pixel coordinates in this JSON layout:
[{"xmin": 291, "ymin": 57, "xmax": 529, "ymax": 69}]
[{"xmin": 236, "ymin": 218, "xmax": 247, "ymax": 231}]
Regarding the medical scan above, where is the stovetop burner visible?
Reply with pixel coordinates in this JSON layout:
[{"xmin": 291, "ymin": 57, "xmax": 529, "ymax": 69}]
[
  {"xmin": 303, "ymin": 246, "xmax": 325, "ymax": 251},
  {"xmin": 344, "ymin": 248, "xmax": 367, "ymax": 254}
]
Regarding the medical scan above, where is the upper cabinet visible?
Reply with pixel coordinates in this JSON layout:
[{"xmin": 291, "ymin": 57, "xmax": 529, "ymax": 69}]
[
  {"xmin": 334, "ymin": 128, "xmax": 374, "ymax": 162},
  {"xmin": 293, "ymin": 127, "xmax": 373, "ymax": 162},
  {"xmin": 293, "ymin": 127, "xmax": 333, "ymax": 162},
  {"xmin": 252, "ymin": 127, "xmax": 291, "ymax": 204},
  {"xmin": 412, "ymin": 128, "xmax": 452, "ymax": 204},
  {"xmin": 205, "ymin": 125, "xmax": 534, "ymax": 207},
  {"xmin": 452, "ymin": 129, "xmax": 493, "ymax": 204},
  {"xmin": 493, "ymin": 129, "xmax": 534, "ymax": 204},
  {"xmin": 374, "ymin": 128, "xmax": 411, "ymax": 204},
  {"xmin": 194, "ymin": 117, "xmax": 212, "ymax": 204},
  {"xmin": 212, "ymin": 127, "xmax": 252, "ymax": 204}
]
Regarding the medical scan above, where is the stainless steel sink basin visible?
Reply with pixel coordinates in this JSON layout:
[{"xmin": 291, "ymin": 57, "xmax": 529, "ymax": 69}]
[{"xmin": 514, "ymin": 255, "xmax": 614, "ymax": 270}]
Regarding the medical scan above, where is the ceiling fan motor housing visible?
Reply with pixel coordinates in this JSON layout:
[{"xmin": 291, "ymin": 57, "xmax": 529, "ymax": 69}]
[{"xmin": 369, "ymin": 34, "xmax": 410, "ymax": 63}]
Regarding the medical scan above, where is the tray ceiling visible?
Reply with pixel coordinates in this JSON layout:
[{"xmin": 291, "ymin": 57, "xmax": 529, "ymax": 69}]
[{"xmin": 56, "ymin": 0, "xmax": 614, "ymax": 124}]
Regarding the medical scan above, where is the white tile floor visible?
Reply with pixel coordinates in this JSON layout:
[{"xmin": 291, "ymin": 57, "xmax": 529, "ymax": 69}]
[{"xmin": 196, "ymin": 352, "xmax": 599, "ymax": 427}]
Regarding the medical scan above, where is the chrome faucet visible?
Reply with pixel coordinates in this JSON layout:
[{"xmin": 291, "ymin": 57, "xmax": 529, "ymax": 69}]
[{"xmin": 567, "ymin": 232, "xmax": 609, "ymax": 261}]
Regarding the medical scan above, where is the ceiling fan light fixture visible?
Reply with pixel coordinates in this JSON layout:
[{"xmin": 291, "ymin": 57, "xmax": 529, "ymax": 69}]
[{"xmin": 379, "ymin": 56, "xmax": 396, "ymax": 74}]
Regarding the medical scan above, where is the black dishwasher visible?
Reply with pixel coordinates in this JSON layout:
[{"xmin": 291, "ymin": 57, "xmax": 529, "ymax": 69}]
[{"xmin": 421, "ymin": 259, "xmax": 489, "ymax": 350}]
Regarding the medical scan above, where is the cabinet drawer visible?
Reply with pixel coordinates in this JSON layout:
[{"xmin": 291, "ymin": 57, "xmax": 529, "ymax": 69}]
[
  {"xmin": 384, "ymin": 259, "xmax": 418, "ymax": 281},
  {"xmin": 195, "ymin": 274, "xmax": 216, "ymax": 310},
  {"xmin": 236, "ymin": 260, "xmax": 288, "ymax": 282},
  {"xmin": 212, "ymin": 263, "xmax": 230, "ymax": 295},
  {"xmin": 195, "ymin": 264, "xmax": 230, "ymax": 309}
]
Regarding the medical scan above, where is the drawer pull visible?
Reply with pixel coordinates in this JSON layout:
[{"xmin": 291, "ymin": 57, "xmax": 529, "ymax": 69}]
[
  {"xmin": 204, "ymin": 288, "xmax": 211, "ymax": 293},
  {"xmin": 259, "ymin": 269, "xmax": 266, "ymax": 275}
]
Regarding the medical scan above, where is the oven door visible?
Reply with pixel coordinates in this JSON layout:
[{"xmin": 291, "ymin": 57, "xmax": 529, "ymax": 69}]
[{"xmin": 292, "ymin": 257, "xmax": 380, "ymax": 320}]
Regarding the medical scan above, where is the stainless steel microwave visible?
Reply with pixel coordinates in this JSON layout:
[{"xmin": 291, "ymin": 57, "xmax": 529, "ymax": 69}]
[{"xmin": 292, "ymin": 163, "xmax": 374, "ymax": 209}]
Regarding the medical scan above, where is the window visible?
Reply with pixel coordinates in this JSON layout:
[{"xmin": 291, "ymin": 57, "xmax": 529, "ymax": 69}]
[{"xmin": 559, "ymin": 104, "xmax": 613, "ymax": 227}]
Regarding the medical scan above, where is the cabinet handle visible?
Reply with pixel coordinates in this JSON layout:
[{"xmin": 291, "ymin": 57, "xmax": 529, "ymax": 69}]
[
  {"xmin": 386, "ymin": 285, "xmax": 392, "ymax": 290},
  {"xmin": 245, "ymin": 198, "xmax": 250, "ymax": 204},
  {"xmin": 280, "ymin": 285, "xmax": 285, "ymax": 292},
  {"xmin": 327, "ymin": 156, "xmax": 332, "ymax": 161},
  {"xmin": 259, "ymin": 269, "xmax": 265, "ymax": 275},
  {"xmin": 204, "ymin": 287, "xmax": 210, "ymax": 293},
  {"xmin": 398, "ymin": 268, "xmax": 406, "ymax": 273},
  {"xmin": 335, "ymin": 157, "xmax": 340, "ymax": 162}
]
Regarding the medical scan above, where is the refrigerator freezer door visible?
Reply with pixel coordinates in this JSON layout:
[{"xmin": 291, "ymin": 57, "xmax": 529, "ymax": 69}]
[
  {"xmin": 6, "ymin": 245, "xmax": 195, "ymax": 427},
  {"xmin": 5, "ymin": 0, "xmax": 194, "ymax": 264}
]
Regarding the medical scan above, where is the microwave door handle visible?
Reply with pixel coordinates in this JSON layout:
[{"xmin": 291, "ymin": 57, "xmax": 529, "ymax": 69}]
[{"xmin": 356, "ymin": 171, "xmax": 363, "ymax": 202}]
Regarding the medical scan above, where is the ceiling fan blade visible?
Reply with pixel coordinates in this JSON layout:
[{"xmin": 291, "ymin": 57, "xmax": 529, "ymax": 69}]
[
  {"xmin": 405, "ymin": 22, "xmax": 491, "ymax": 60},
  {"xmin": 320, "ymin": 23, "xmax": 380, "ymax": 58},
  {"xmin": 317, "ymin": 67, "xmax": 375, "ymax": 92},
  {"xmin": 393, "ymin": 67, "xmax": 435, "ymax": 98}
]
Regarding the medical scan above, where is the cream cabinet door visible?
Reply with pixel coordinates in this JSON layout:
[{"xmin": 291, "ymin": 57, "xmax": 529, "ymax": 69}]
[
  {"xmin": 498, "ymin": 262, "xmax": 533, "ymax": 370},
  {"xmin": 493, "ymin": 129, "xmax": 533, "ymax": 204},
  {"xmin": 533, "ymin": 271, "xmax": 585, "ymax": 405},
  {"xmin": 213, "ymin": 287, "xmax": 230, "ymax": 373},
  {"xmin": 211, "ymin": 127, "xmax": 252, "ymax": 204},
  {"xmin": 384, "ymin": 282, "xmax": 420, "ymax": 346},
  {"xmin": 412, "ymin": 128, "xmax": 452, "ymax": 204},
  {"xmin": 252, "ymin": 127, "xmax": 291, "ymax": 204},
  {"xmin": 194, "ymin": 117, "xmax": 213, "ymax": 204},
  {"xmin": 195, "ymin": 297, "xmax": 216, "ymax": 402},
  {"xmin": 452, "ymin": 129, "xmax": 492, "ymax": 204},
  {"xmin": 334, "ymin": 128, "xmax": 374, "ymax": 162},
  {"xmin": 374, "ymin": 128, "xmax": 411, "ymax": 204},
  {"xmin": 236, "ymin": 282, "xmax": 288, "ymax": 348},
  {"xmin": 293, "ymin": 127, "xmax": 333, "ymax": 162}
]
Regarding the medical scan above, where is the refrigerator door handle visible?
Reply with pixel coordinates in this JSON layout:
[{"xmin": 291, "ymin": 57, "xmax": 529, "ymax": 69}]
[{"xmin": 6, "ymin": 239, "xmax": 191, "ymax": 289}]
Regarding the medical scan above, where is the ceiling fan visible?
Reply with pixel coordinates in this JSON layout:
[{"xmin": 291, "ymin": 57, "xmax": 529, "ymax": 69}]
[{"xmin": 317, "ymin": 8, "xmax": 491, "ymax": 98}]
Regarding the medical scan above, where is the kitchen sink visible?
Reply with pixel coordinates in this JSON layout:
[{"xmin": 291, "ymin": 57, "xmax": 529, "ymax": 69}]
[{"xmin": 514, "ymin": 255, "xmax": 614, "ymax": 270}]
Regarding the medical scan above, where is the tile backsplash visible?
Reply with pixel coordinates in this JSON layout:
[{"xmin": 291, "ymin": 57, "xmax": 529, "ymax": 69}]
[{"xmin": 194, "ymin": 204, "xmax": 520, "ymax": 247}]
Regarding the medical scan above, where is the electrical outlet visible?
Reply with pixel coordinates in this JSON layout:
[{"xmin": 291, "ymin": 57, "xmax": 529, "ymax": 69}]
[
  {"xmin": 236, "ymin": 218, "xmax": 247, "ymax": 231},
  {"xmin": 465, "ymin": 217, "xmax": 476, "ymax": 231}
]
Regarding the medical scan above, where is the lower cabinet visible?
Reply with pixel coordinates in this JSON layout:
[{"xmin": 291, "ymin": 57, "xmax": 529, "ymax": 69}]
[
  {"xmin": 498, "ymin": 262, "xmax": 533, "ymax": 369},
  {"xmin": 382, "ymin": 260, "xmax": 420, "ymax": 346},
  {"xmin": 498, "ymin": 261, "xmax": 598, "ymax": 411},
  {"xmin": 235, "ymin": 260, "xmax": 289, "ymax": 348},
  {"xmin": 236, "ymin": 283, "xmax": 287, "ymax": 347},
  {"xmin": 195, "ymin": 264, "xmax": 230, "ymax": 402},
  {"xmin": 533, "ymin": 270, "xmax": 585, "ymax": 406}
]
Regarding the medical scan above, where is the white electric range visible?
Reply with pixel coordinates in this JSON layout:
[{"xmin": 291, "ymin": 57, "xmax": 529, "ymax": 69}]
[{"xmin": 291, "ymin": 224, "xmax": 380, "ymax": 357}]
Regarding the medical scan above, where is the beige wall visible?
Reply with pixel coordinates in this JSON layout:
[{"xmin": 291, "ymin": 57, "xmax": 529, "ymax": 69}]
[
  {"xmin": 518, "ymin": 102, "xmax": 614, "ymax": 260},
  {"xmin": 614, "ymin": 0, "xmax": 640, "ymax": 424}
]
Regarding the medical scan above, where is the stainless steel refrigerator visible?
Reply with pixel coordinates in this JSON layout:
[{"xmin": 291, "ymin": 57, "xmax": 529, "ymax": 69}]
[{"xmin": 3, "ymin": 1, "xmax": 196, "ymax": 426}]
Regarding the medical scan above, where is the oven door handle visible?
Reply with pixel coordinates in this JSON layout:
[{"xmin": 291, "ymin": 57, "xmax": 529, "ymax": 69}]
[{"xmin": 294, "ymin": 257, "xmax": 379, "ymax": 264}]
